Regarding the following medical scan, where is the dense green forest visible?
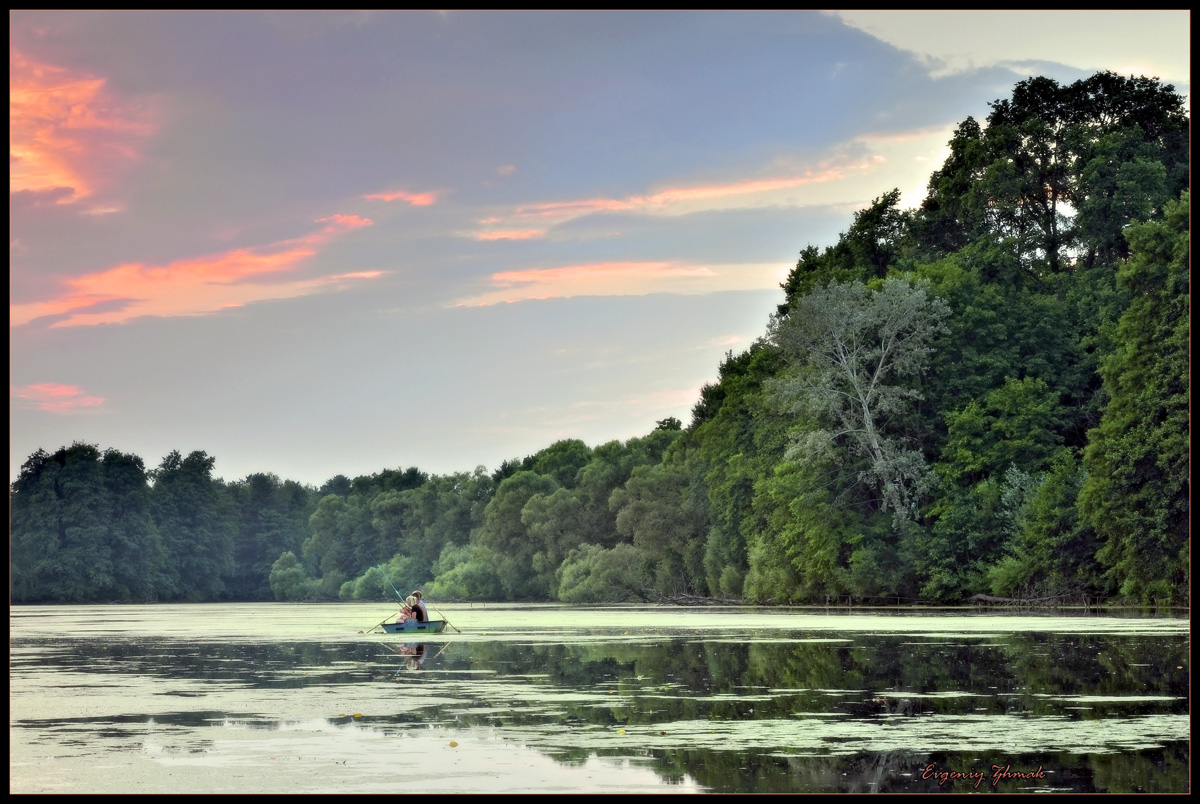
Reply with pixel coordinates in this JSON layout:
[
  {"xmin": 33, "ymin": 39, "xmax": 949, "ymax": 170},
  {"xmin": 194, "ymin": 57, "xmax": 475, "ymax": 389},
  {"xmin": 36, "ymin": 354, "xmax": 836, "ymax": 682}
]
[{"xmin": 11, "ymin": 72, "xmax": 1189, "ymax": 607}]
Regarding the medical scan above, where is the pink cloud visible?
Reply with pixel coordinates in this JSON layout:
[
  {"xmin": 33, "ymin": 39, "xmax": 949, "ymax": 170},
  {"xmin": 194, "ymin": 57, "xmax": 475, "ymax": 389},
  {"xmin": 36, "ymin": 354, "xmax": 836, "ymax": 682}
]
[
  {"xmin": 492, "ymin": 262, "xmax": 714, "ymax": 286},
  {"xmin": 364, "ymin": 189, "xmax": 437, "ymax": 206},
  {"xmin": 473, "ymin": 229, "xmax": 546, "ymax": 241},
  {"xmin": 10, "ymin": 214, "xmax": 377, "ymax": 328},
  {"xmin": 11, "ymin": 382, "xmax": 105, "ymax": 413},
  {"xmin": 514, "ymin": 198, "xmax": 637, "ymax": 219},
  {"xmin": 481, "ymin": 168, "xmax": 850, "ymax": 238},
  {"xmin": 519, "ymin": 170, "xmax": 846, "ymax": 219},
  {"xmin": 9, "ymin": 49, "xmax": 158, "ymax": 208},
  {"xmin": 322, "ymin": 270, "xmax": 385, "ymax": 281},
  {"xmin": 452, "ymin": 259, "xmax": 786, "ymax": 308},
  {"xmin": 453, "ymin": 261, "xmax": 723, "ymax": 307},
  {"xmin": 314, "ymin": 213, "xmax": 373, "ymax": 231},
  {"xmin": 633, "ymin": 171, "xmax": 845, "ymax": 207}
]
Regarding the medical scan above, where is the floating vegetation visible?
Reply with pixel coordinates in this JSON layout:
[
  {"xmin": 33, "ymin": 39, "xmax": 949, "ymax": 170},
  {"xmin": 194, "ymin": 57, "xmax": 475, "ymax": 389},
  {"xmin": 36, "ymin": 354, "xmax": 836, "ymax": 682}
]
[{"xmin": 9, "ymin": 604, "xmax": 1189, "ymax": 794}]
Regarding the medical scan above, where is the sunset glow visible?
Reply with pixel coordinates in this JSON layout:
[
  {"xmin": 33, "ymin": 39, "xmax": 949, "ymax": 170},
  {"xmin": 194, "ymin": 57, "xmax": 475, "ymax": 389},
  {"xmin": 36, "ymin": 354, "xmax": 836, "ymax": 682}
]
[
  {"xmin": 473, "ymin": 229, "xmax": 546, "ymax": 241},
  {"xmin": 492, "ymin": 262, "xmax": 714, "ymax": 286},
  {"xmin": 364, "ymin": 189, "xmax": 438, "ymax": 206},
  {"xmin": 11, "ymin": 382, "xmax": 105, "ymax": 413},
  {"xmin": 9, "ymin": 49, "xmax": 157, "ymax": 206},
  {"xmin": 11, "ymin": 215, "xmax": 376, "ymax": 328},
  {"xmin": 451, "ymin": 260, "xmax": 786, "ymax": 307},
  {"xmin": 10, "ymin": 9, "xmax": 1184, "ymax": 487},
  {"xmin": 463, "ymin": 164, "xmax": 867, "ymax": 242},
  {"xmin": 512, "ymin": 168, "xmax": 849, "ymax": 222}
]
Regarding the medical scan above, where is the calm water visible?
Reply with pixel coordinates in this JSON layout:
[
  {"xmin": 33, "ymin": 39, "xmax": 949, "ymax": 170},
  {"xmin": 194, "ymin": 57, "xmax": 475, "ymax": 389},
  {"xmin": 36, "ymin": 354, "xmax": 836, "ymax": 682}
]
[{"xmin": 9, "ymin": 603, "xmax": 1190, "ymax": 793}]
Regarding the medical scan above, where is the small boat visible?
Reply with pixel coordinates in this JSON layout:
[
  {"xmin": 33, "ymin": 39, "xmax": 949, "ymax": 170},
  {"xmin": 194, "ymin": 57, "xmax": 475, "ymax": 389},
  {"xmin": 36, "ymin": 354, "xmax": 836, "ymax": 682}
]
[{"xmin": 380, "ymin": 619, "xmax": 447, "ymax": 635}]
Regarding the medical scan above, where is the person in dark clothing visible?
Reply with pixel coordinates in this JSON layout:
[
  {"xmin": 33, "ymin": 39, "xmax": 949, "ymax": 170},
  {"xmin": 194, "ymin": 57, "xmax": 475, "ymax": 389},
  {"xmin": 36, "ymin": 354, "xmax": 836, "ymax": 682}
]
[
  {"xmin": 410, "ymin": 590, "xmax": 429, "ymax": 622},
  {"xmin": 408, "ymin": 593, "xmax": 427, "ymax": 622}
]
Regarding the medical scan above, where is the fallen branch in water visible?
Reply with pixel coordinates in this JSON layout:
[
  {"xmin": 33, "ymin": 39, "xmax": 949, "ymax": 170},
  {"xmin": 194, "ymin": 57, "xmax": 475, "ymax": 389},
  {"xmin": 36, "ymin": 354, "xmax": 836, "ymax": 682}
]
[
  {"xmin": 968, "ymin": 593, "xmax": 1080, "ymax": 607},
  {"xmin": 639, "ymin": 590, "xmax": 743, "ymax": 606}
]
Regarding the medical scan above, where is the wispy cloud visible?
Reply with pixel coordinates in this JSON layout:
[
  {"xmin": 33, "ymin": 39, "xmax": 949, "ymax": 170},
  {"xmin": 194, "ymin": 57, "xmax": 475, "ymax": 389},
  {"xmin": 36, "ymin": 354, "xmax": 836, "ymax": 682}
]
[
  {"xmin": 11, "ymin": 214, "xmax": 376, "ymax": 328},
  {"xmin": 468, "ymin": 160, "xmax": 872, "ymax": 242},
  {"xmin": 473, "ymin": 229, "xmax": 546, "ymax": 241},
  {"xmin": 11, "ymin": 382, "xmax": 105, "ymax": 413},
  {"xmin": 462, "ymin": 131, "xmax": 958, "ymax": 247},
  {"xmin": 9, "ymin": 49, "xmax": 158, "ymax": 210},
  {"xmin": 512, "ymin": 168, "xmax": 848, "ymax": 222},
  {"xmin": 492, "ymin": 262, "xmax": 715, "ymax": 285},
  {"xmin": 364, "ymin": 189, "xmax": 437, "ymax": 205},
  {"xmin": 468, "ymin": 261, "xmax": 714, "ymax": 306},
  {"xmin": 451, "ymin": 260, "xmax": 785, "ymax": 307}
]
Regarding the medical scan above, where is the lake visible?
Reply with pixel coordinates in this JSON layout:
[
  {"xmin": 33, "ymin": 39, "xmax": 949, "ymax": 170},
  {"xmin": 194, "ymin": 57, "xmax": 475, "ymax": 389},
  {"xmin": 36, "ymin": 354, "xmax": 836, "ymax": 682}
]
[{"xmin": 9, "ymin": 603, "xmax": 1189, "ymax": 793}]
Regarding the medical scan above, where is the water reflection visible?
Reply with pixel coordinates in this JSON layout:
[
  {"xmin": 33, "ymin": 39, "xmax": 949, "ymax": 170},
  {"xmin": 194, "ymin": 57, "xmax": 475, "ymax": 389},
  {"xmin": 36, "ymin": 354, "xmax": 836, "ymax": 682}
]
[
  {"xmin": 380, "ymin": 641, "xmax": 446, "ymax": 674},
  {"xmin": 9, "ymin": 605, "xmax": 1188, "ymax": 793}
]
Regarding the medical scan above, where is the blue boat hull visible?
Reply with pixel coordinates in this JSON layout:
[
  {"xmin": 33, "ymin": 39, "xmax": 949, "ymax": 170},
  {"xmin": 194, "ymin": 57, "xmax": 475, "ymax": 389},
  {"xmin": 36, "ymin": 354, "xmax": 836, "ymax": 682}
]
[{"xmin": 380, "ymin": 619, "xmax": 447, "ymax": 634}]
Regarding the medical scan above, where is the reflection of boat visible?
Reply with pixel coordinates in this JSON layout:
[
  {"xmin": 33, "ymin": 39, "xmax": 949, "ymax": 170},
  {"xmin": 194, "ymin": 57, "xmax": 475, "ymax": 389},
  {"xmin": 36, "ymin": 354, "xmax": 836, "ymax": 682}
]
[
  {"xmin": 398, "ymin": 643, "xmax": 427, "ymax": 671},
  {"xmin": 382, "ymin": 641, "xmax": 447, "ymax": 676},
  {"xmin": 381, "ymin": 619, "xmax": 447, "ymax": 635},
  {"xmin": 381, "ymin": 644, "xmax": 427, "ymax": 677}
]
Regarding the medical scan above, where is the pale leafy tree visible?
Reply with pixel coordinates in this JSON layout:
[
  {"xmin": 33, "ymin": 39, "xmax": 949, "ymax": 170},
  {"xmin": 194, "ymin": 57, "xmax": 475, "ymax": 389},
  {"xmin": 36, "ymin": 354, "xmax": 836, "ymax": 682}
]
[{"xmin": 769, "ymin": 277, "xmax": 950, "ymax": 523}]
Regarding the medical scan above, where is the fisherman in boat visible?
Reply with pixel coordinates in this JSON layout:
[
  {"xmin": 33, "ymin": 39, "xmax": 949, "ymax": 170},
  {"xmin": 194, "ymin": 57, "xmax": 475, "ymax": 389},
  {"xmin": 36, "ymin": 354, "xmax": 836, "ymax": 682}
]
[
  {"xmin": 410, "ymin": 590, "xmax": 429, "ymax": 622},
  {"xmin": 395, "ymin": 596, "xmax": 416, "ymax": 624}
]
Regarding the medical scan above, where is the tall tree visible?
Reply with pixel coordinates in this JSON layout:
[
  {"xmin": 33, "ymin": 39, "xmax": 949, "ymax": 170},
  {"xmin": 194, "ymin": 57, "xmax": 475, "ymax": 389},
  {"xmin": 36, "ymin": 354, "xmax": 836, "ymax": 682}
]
[
  {"xmin": 527, "ymin": 439, "xmax": 594, "ymax": 489},
  {"xmin": 101, "ymin": 448, "xmax": 166, "ymax": 600},
  {"xmin": 691, "ymin": 343, "xmax": 787, "ymax": 598},
  {"xmin": 384, "ymin": 467, "xmax": 494, "ymax": 582},
  {"xmin": 1079, "ymin": 192, "xmax": 1189, "ymax": 603},
  {"xmin": 778, "ymin": 190, "xmax": 912, "ymax": 312},
  {"xmin": 228, "ymin": 472, "xmax": 314, "ymax": 600},
  {"xmin": 303, "ymin": 492, "xmax": 375, "ymax": 598},
  {"xmin": 11, "ymin": 443, "xmax": 111, "ymax": 602},
  {"xmin": 571, "ymin": 429, "xmax": 683, "ymax": 550},
  {"xmin": 522, "ymin": 487, "xmax": 591, "ymax": 596},
  {"xmin": 918, "ymin": 72, "xmax": 1189, "ymax": 274},
  {"xmin": 151, "ymin": 450, "xmax": 236, "ymax": 601},
  {"xmin": 474, "ymin": 470, "xmax": 560, "ymax": 599},
  {"xmin": 610, "ymin": 445, "xmax": 708, "ymax": 597}
]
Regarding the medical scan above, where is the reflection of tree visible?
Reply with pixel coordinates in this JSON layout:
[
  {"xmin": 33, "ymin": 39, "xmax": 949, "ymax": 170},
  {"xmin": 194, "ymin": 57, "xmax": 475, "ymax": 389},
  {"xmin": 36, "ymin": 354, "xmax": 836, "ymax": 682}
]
[
  {"xmin": 1089, "ymin": 743, "xmax": 1190, "ymax": 794},
  {"xmin": 19, "ymin": 625, "xmax": 1187, "ymax": 792}
]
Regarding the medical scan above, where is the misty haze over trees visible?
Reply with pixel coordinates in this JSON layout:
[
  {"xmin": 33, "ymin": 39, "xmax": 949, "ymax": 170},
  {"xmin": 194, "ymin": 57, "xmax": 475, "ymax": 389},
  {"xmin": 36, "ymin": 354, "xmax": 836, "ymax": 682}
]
[{"xmin": 11, "ymin": 72, "xmax": 1189, "ymax": 608}]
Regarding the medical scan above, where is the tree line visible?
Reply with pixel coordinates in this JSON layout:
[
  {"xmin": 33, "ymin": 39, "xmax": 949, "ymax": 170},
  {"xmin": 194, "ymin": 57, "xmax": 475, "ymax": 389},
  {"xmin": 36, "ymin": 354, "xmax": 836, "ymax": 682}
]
[{"xmin": 11, "ymin": 72, "xmax": 1188, "ymax": 607}]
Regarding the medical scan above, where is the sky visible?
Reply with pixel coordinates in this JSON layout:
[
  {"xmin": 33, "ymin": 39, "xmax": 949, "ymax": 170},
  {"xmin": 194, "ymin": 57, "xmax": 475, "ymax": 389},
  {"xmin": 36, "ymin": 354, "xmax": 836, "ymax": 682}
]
[{"xmin": 10, "ymin": 10, "xmax": 1191, "ymax": 488}]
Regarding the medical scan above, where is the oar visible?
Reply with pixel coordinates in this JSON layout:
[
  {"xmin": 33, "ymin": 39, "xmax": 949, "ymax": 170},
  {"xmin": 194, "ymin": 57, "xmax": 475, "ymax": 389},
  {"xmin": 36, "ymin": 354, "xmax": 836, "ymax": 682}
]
[
  {"xmin": 358, "ymin": 609, "xmax": 399, "ymax": 634},
  {"xmin": 426, "ymin": 600, "xmax": 462, "ymax": 634}
]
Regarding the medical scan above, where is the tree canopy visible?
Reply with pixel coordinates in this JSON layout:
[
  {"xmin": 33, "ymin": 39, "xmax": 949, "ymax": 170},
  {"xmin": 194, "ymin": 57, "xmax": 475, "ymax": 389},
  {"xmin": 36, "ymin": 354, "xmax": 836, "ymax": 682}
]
[{"xmin": 12, "ymin": 72, "xmax": 1188, "ymax": 608}]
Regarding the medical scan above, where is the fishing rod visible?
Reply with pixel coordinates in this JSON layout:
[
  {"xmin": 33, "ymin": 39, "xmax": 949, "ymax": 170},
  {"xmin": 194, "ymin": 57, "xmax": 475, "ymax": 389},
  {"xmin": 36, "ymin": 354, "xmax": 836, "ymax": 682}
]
[
  {"xmin": 356, "ymin": 565, "xmax": 406, "ymax": 634},
  {"xmin": 376, "ymin": 565, "xmax": 405, "ymax": 602},
  {"xmin": 377, "ymin": 565, "xmax": 462, "ymax": 634}
]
